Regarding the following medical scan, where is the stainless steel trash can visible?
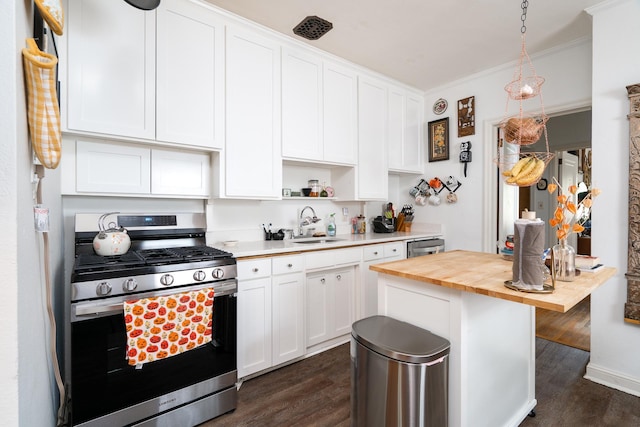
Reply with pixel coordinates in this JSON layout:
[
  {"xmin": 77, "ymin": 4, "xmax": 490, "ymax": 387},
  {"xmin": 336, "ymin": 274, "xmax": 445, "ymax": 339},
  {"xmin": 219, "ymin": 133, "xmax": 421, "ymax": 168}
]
[{"xmin": 351, "ymin": 315, "xmax": 450, "ymax": 427}]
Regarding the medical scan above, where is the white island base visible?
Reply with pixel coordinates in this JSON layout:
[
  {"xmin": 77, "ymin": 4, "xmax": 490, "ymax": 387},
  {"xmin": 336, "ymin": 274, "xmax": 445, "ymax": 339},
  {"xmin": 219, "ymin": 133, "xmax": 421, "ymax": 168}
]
[{"xmin": 377, "ymin": 274, "xmax": 536, "ymax": 427}]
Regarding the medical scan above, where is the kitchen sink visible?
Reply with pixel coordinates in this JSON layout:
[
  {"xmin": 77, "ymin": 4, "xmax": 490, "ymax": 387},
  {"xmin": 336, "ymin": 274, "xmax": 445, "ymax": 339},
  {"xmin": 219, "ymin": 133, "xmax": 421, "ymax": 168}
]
[{"xmin": 291, "ymin": 238, "xmax": 347, "ymax": 244}]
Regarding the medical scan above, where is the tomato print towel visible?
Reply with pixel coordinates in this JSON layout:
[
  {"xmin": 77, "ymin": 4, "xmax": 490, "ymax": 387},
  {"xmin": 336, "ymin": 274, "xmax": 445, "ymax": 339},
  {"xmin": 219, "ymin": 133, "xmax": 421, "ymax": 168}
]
[{"xmin": 124, "ymin": 288, "xmax": 214, "ymax": 366}]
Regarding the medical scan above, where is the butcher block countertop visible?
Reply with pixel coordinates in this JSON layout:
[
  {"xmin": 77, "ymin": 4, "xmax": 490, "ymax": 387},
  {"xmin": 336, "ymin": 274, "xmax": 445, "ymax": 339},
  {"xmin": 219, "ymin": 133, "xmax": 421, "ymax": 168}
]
[{"xmin": 369, "ymin": 250, "xmax": 617, "ymax": 313}]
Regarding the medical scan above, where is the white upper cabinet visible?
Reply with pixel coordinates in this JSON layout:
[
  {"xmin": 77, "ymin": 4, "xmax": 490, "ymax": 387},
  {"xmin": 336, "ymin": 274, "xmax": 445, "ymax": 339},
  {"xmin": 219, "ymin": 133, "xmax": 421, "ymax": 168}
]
[
  {"xmin": 323, "ymin": 62, "xmax": 358, "ymax": 165},
  {"xmin": 223, "ymin": 26, "xmax": 282, "ymax": 199},
  {"xmin": 67, "ymin": 0, "xmax": 155, "ymax": 139},
  {"xmin": 388, "ymin": 86, "xmax": 424, "ymax": 174},
  {"xmin": 66, "ymin": 0, "xmax": 224, "ymax": 149},
  {"xmin": 281, "ymin": 48, "xmax": 357, "ymax": 166},
  {"xmin": 281, "ymin": 47, "xmax": 323, "ymax": 160},
  {"xmin": 75, "ymin": 140, "xmax": 151, "ymax": 194},
  {"xmin": 68, "ymin": 138, "xmax": 210, "ymax": 197},
  {"xmin": 156, "ymin": 0, "xmax": 224, "ymax": 149},
  {"xmin": 357, "ymin": 75, "xmax": 388, "ymax": 200},
  {"xmin": 151, "ymin": 149, "xmax": 211, "ymax": 196}
]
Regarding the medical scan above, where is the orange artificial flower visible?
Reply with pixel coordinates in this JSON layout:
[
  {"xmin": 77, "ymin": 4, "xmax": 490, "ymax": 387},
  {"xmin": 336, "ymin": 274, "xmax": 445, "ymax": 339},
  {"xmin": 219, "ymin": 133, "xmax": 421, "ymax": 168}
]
[{"xmin": 547, "ymin": 177, "xmax": 600, "ymax": 244}]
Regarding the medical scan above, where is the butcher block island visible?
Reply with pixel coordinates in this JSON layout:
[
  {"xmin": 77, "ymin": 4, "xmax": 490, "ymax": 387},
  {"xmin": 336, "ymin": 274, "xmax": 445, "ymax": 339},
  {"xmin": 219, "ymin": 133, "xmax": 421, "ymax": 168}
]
[{"xmin": 369, "ymin": 250, "xmax": 616, "ymax": 427}]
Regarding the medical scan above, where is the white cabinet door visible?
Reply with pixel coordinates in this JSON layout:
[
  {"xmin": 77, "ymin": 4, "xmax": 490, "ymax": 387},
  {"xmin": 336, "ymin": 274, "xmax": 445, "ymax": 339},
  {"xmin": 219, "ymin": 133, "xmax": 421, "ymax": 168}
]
[
  {"xmin": 156, "ymin": 0, "xmax": 224, "ymax": 149},
  {"xmin": 225, "ymin": 26, "xmax": 282, "ymax": 198},
  {"xmin": 332, "ymin": 268, "xmax": 354, "ymax": 337},
  {"xmin": 387, "ymin": 86, "xmax": 424, "ymax": 174},
  {"xmin": 323, "ymin": 62, "xmax": 358, "ymax": 165},
  {"xmin": 237, "ymin": 276, "xmax": 272, "ymax": 378},
  {"xmin": 151, "ymin": 149, "xmax": 211, "ymax": 197},
  {"xmin": 403, "ymin": 93, "xmax": 424, "ymax": 172},
  {"xmin": 387, "ymin": 87, "xmax": 405, "ymax": 171},
  {"xmin": 357, "ymin": 76, "xmax": 388, "ymax": 200},
  {"xmin": 281, "ymin": 47, "xmax": 322, "ymax": 161},
  {"xmin": 306, "ymin": 267, "xmax": 355, "ymax": 347},
  {"xmin": 306, "ymin": 273, "xmax": 330, "ymax": 347},
  {"xmin": 272, "ymin": 272, "xmax": 305, "ymax": 366},
  {"xmin": 76, "ymin": 140, "xmax": 151, "ymax": 194},
  {"xmin": 67, "ymin": 0, "xmax": 155, "ymax": 139}
]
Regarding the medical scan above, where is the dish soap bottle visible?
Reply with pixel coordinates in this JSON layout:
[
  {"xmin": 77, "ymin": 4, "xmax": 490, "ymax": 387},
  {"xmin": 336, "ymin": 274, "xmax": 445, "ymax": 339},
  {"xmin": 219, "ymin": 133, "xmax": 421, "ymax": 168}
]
[{"xmin": 327, "ymin": 213, "xmax": 336, "ymax": 236}]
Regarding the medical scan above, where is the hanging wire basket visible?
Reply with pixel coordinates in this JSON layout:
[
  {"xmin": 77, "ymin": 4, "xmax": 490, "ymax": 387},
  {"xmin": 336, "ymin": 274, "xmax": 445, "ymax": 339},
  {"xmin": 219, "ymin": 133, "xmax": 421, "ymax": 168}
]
[
  {"xmin": 499, "ymin": 114, "xmax": 548, "ymax": 145},
  {"xmin": 494, "ymin": 4, "xmax": 555, "ymax": 188},
  {"xmin": 504, "ymin": 75, "xmax": 545, "ymax": 100},
  {"xmin": 496, "ymin": 151, "xmax": 555, "ymax": 187}
]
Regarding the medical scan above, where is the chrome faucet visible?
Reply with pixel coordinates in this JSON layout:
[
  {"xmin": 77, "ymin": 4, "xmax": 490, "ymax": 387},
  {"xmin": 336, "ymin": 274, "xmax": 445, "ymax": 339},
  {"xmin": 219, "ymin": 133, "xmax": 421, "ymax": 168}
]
[{"xmin": 298, "ymin": 206, "xmax": 321, "ymax": 237}]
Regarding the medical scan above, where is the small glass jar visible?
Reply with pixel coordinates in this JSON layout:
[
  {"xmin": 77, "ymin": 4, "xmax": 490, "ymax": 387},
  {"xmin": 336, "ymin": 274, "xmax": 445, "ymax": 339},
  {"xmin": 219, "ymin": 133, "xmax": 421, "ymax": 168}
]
[{"xmin": 308, "ymin": 180, "xmax": 320, "ymax": 197}]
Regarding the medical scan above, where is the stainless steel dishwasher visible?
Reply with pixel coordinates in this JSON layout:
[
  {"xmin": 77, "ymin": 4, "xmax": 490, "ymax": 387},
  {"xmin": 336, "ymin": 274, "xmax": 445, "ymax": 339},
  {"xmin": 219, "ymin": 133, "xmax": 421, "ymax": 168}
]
[{"xmin": 407, "ymin": 237, "xmax": 445, "ymax": 258}]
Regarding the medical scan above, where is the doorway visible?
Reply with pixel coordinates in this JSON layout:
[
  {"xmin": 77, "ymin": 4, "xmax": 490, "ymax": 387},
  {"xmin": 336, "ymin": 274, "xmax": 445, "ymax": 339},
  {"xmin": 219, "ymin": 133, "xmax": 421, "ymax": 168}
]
[
  {"xmin": 491, "ymin": 109, "xmax": 592, "ymax": 252},
  {"xmin": 485, "ymin": 108, "xmax": 593, "ymax": 351}
]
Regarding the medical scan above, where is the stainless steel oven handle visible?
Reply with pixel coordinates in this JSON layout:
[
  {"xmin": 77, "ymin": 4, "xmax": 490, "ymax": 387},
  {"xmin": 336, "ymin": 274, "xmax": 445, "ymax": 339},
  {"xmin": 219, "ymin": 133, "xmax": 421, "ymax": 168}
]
[
  {"xmin": 72, "ymin": 279, "xmax": 237, "ymax": 321},
  {"xmin": 75, "ymin": 303, "xmax": 123, "ymax": 317}
]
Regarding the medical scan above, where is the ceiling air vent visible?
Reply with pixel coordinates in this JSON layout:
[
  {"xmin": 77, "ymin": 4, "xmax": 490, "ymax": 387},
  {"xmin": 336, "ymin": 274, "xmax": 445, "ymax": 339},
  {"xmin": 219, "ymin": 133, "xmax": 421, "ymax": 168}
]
[{"xmin": 293, "ymin": 16, "xmax": 333, "ymax": 40}]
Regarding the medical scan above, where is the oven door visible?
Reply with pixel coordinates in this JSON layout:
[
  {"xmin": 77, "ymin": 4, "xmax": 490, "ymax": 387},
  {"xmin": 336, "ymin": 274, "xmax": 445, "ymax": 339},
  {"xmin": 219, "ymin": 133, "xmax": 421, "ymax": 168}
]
[{"xmin": 70, "ymin": 280, "xmax": 237, "ymax": 427}]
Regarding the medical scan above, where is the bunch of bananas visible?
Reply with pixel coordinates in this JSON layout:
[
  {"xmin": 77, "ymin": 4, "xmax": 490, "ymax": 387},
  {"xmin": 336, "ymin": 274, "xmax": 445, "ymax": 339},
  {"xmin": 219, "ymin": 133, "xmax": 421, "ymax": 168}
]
[{"xmin": 502, "ymin": 156, "xmax": 546, "ymax": 186}]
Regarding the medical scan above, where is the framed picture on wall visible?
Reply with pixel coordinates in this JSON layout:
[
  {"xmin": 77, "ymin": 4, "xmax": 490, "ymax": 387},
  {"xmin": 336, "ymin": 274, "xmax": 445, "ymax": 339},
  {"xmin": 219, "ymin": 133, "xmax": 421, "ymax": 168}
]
[
  {"xmin": 457, "ymin": 96, "xmax": 475, "ymax": 136},
  {"xmin": 428, "ymin": 117, "xmax": 450, "ymax": 162}
]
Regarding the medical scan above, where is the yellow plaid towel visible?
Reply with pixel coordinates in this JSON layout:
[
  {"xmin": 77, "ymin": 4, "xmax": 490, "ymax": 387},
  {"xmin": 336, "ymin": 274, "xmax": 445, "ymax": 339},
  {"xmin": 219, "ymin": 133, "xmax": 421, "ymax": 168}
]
[{"xmin": 22, "ymin": 38, "xmax": 61, "ymax": 169}]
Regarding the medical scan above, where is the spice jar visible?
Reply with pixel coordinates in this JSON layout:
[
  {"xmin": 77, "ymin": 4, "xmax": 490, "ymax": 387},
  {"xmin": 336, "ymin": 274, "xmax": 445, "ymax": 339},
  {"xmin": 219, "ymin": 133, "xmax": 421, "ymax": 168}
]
[{"xmin": 308, "ymin": 180, "xmax": 320, "ymax": 197}]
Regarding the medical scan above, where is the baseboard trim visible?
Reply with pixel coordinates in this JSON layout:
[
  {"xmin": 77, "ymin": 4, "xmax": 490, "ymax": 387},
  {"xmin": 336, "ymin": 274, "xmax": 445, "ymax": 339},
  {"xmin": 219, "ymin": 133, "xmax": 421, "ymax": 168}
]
[{"xmin": 585, "ymin": 362, "xmax": 640, "ymax": 397}]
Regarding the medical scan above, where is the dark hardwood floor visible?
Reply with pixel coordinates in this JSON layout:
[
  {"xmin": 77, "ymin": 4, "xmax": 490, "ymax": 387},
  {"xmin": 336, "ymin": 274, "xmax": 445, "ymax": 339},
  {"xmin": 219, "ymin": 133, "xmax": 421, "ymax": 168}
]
[{"xmin": 201, "ymin": 339, "xmax": 640, "ymax": 427}]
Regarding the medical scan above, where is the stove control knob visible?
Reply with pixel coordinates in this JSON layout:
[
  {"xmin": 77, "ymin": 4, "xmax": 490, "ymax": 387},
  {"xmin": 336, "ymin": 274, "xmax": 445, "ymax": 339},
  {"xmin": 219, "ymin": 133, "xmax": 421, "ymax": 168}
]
[
  {"xmin": 193, "ymin": 270, "xmax": 207, "ymax": 282},
  {"xmin": 212, "ymin": 268, "xmax": 225, "ymax": 279},
  {"xmin": 96, "ymin": 282, "xmax": 112, "ymax": 296},
  {"xmin": 160, "ymin": 274, "xmax": 174, "ymax": 286},
  {"xmin": 122, "ymin": 278, "xmax": 138, "ymax": 292}
]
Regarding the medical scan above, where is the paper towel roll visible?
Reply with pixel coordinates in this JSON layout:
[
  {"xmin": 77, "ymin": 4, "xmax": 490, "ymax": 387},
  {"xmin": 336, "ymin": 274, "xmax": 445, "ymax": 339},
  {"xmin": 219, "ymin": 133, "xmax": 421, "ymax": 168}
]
[{"xmin": 512, "ymin": 219, "xmax": 545, "ymax": 290}]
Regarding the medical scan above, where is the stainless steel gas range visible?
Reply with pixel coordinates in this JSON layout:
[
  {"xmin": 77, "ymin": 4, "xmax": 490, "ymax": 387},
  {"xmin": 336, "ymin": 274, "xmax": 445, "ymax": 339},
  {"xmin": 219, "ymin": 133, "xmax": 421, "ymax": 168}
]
[{"xmin": 66, "ymin": 213, "xmax": 237, "ymax": 427}]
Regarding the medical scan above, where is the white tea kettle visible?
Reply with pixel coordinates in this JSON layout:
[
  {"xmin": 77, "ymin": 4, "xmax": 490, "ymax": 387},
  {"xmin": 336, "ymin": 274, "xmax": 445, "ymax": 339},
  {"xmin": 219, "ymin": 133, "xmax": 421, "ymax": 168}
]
[{"xmin": 93, "ymin": 212, "xmax": 131, "ymax": 256}]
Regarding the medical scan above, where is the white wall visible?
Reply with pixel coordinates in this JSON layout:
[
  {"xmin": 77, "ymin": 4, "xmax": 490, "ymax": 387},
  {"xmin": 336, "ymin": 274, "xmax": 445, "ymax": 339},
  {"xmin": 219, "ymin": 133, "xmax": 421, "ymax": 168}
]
[
  {"xmin": 1, "ymin": 1, "xmax": 59, "ymax": 426},
  {"xmin": 414, "ymin": 39, "xmax": 592, "ymax": 252},
  {"xmin": 0, "ymin": 1, "xmax": 23, "ymax": 424},
  {"xmin": 585, "ymin": 0, "xmax": 640, "ymax": 395}
]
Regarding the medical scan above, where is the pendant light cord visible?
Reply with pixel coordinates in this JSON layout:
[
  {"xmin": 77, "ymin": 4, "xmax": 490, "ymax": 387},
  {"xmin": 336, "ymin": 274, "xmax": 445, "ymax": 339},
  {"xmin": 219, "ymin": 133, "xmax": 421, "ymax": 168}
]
[{"xmin": 521, "ymin": 0, "xmax": 529, "ymax": 34}]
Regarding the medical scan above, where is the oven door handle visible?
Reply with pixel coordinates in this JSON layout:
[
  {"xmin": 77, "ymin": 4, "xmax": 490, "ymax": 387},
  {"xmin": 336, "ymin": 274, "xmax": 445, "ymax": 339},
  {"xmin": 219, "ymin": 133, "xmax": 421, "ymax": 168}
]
[{"xmin": 74, "ymin": 302, "xmax": 123, "ymax": 318}]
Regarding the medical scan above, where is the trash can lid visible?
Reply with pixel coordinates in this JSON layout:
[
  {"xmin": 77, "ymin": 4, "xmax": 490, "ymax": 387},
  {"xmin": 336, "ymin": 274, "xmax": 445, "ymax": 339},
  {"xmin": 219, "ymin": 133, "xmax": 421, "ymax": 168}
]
[{"xmin": 352, "ymin": 315, "xmax": 450, "ymax": 364}]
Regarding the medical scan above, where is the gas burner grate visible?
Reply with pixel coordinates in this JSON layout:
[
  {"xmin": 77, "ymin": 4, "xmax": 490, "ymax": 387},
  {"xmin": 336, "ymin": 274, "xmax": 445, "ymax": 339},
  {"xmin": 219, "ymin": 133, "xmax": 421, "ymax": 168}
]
[
  {"xmin": 169, "ymin": 246, "xmax": 233, "ymax": 261},
  {"xmin": 74, "ymin": 252, "xmax": 145, "ymax": 271}
]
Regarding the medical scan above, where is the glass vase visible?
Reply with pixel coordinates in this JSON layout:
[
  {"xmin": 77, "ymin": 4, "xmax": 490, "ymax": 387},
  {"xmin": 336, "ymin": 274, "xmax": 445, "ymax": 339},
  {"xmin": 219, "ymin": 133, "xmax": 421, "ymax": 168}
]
[{"xmin": 552, "ymin": 239, "xmax": 576, "ymax": 282}]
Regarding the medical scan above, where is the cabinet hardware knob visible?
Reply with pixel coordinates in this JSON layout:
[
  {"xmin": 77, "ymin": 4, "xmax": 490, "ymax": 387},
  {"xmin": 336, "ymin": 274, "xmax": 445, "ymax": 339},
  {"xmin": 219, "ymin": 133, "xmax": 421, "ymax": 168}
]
[
  {"xmin": 287, "ymin": 263, "xmax": 293, "ymax": 268},
  {"xmin": 252, "ymin": 268, "xmax": 259, "ymax": 273},
  {"xmin": 321, "ymin": 278, "xmax": 326, "ymax": 284},
  {"xmin": 392, "ymin": 249, "xmax": 397, "ymax": 252},
  {"xmin": 374, "ymin": 251, "xmax": 378, "ymax": 255},
  {"xmin": 336, "ymin": 274, "xmax": 342, "ymax": 280}
]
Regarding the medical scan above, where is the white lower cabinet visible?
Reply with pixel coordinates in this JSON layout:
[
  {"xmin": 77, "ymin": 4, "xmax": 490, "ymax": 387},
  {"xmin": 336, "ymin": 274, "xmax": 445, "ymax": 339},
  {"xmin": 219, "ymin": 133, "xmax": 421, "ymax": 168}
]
[
  {"xmin": 306, "ymin": 267, "xmax": 355, "ymax": 348},
  {"xmin": 361, "ymin": 242, "xmax": 405, "ymax": 319},
  {"xmin": 237, "ymin": 255, "xmax": 304, "ymax": 378},
  {"xmin": 237, "ymin": 259, "xmax": 272, "ymax": 378},
  {"xmin": 271, "ymin": 256, "xmax": 305, "ymax": 366}
]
